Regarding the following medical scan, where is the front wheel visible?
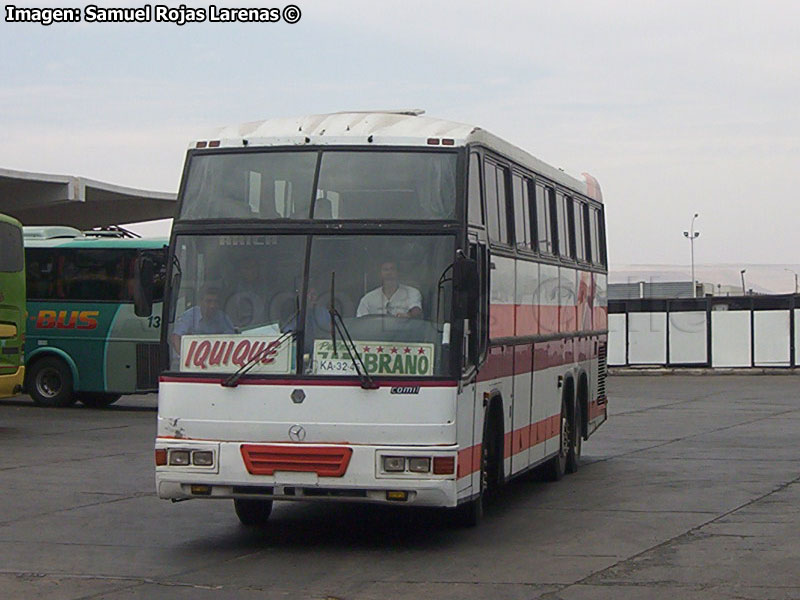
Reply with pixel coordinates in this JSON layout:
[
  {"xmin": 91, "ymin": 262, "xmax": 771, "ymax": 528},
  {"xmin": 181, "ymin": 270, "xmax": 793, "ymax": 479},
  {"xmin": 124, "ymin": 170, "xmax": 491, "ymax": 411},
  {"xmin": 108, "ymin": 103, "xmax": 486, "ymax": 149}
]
[
  {"xmin": 233, "ymin": 498, "xmax": 273, "ymax": 527},
  {"xmin": 451, "ymin": 442, "xmax": 488, "ymax": 527},
  {"xmin": 450, "ymin": 409, "xmax": 500, "ymax": 527},
  {"xmin": 79, "ymin": 393, "xmax": 122, "ymax": 409},
  {"xmin": 27, "ymin": 356, "xmax": 76, "ymax": 408}
]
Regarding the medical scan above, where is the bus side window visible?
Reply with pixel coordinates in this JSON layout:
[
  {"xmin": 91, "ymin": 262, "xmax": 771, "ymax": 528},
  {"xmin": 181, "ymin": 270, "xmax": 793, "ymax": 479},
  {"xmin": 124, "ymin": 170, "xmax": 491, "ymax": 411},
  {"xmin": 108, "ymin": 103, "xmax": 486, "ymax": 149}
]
[
  {"xmin": 555, "ymin": 192, "xmax": 571, "ymax": 258},
  {"xmin": 597, "ymin": 207, "xmax": 608, "ymax": 266},
  {"xmin": 522, "ymin": 177, "xmax": 533, "ymax": 250},
  {"xmin": 484, "ymin": 161, "xmax": 500, "ymax": 241},
  {"xmin": 0, "ymin": 222, "xmax": 23, "ymax": 272},
  {"xmin": 496, "ymin": 165, "xmax": 510, "ymax": 245},
  {"xmin": 25, "ymin": 248, "xmax": 57, "ymax": 300},
  {"xmin": 534, "ymin": 184, "xmax": 552, "ymax": 255},
  {"xmin": 582, "ymin": 203, "xmax": 592, "ymax": 263},
  {"xmin": 467, "ymin": 153, "xmax": 484, "ymax": 226},
  {"xmin": 512, "ymin": 173, "xmax": 528, "ymax": 249},
  {"xmin": 573, "ymin": 199, "xmax": 586, "ymax": 262}
]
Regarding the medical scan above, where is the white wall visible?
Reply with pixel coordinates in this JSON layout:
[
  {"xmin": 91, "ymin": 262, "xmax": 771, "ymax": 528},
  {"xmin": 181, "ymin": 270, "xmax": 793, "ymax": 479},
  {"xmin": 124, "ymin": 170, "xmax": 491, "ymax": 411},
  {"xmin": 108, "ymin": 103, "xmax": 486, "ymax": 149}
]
[
  {"xmin": 669, "ymin": 311, "xmax": 707, "ymax": 364},
  {"xmin": 627, "ymin": 312, "xmax": 667, "ymax": 364},
  {"xmin": 608, "ymin": 313, "xmax": 626, "ymax": 366},
  {"xmin": 711, "ymin": 311, "xmax": 751, "ymax": 367},
  {"xmin": 609, "ymin": 307, "xmax": 796, "ymax": 369},
  {"xmin": 753, "ymin": 311, "xmax": 790, "ymax": 366}
]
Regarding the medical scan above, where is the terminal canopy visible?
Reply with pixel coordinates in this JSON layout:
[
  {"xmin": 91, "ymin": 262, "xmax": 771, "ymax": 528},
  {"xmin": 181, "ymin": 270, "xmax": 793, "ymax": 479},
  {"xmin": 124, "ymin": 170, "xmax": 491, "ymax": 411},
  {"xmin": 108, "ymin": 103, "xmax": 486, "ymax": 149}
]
[{"xmin": 0, "ymin": 167, "xmax": 176, "ymax": 228}]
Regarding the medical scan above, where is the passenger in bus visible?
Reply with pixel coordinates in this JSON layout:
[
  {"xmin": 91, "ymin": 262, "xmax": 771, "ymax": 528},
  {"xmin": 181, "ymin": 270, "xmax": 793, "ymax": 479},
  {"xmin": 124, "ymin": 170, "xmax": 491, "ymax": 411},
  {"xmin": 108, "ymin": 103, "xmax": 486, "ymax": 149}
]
[
  {"xmin": 282, "ymin": 285, "xmax": 330, "ymax": 353},
  {"xmin": 225, "ymin": 257, "xmax": 267, "ymax": 328},
  {"xmin": 356, "ymin": 260, "xmax": 423, "ymax": 319},
  {"xmin": 170, "ymin": 286, "xmax": 235, "ymax": 354}
]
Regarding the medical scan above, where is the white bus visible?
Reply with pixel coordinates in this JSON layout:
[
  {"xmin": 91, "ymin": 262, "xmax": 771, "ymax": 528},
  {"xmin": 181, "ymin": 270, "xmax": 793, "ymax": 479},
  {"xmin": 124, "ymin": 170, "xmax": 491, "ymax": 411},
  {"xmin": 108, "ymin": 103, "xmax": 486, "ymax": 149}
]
[{"xmin": 149, "ymin": 111, "xmax": 608, "ymax": 526}]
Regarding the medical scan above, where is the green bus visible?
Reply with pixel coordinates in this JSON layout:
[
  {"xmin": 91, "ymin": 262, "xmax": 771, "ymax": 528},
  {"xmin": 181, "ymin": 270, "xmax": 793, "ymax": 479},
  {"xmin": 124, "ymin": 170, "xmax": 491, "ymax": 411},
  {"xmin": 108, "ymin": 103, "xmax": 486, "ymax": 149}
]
[
  {"xmin": 23, "ymin": 227, "xmax": 167, "ymax": 407},
  {"xmin": 0, "ymin": 214, "xmax": 25, "ymax": 399}
]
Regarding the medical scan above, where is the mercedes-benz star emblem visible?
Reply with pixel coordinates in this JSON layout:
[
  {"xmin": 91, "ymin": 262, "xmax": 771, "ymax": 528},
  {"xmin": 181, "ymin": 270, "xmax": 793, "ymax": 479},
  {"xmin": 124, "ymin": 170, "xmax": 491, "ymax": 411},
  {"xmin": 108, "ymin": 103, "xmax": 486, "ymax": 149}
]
[{"xmin": 288, "ymin": 424, "xmax": 306, "ymax": 442}]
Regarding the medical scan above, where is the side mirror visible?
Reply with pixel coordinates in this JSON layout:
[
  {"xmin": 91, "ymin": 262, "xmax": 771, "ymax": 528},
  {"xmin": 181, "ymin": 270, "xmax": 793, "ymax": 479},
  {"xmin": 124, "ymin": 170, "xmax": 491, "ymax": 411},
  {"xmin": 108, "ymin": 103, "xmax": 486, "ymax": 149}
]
[
  {"xmin": 133, "ymin": 254, "xmax": 155, "ymax": 317},
  {"xmin": 453, "ymin": 254, "xmax": 479, "ymax": 320}
]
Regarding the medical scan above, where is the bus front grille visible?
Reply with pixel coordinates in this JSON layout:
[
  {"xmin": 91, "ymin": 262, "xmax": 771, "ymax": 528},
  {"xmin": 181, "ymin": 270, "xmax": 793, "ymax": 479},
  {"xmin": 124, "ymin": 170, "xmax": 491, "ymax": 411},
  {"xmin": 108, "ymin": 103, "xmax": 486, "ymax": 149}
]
[
  {"xmin": 136, "ymin": 343, "xmax": 162, "ymax": 390},
  {"xmin": 240, "ymin": 445, "xmax": 353, "ymax": 477}
]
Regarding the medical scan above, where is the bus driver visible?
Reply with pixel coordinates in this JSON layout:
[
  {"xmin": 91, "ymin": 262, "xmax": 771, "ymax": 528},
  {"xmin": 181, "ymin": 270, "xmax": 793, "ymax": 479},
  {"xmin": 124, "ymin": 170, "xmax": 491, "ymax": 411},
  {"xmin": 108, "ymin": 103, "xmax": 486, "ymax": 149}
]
[
  {"xmin": 170, "ymin": 285, "xmax": 235, "ymax": 356},
  {"xmin": 356, "ymin": 260, "xmax": 423, "ymax": 319}
]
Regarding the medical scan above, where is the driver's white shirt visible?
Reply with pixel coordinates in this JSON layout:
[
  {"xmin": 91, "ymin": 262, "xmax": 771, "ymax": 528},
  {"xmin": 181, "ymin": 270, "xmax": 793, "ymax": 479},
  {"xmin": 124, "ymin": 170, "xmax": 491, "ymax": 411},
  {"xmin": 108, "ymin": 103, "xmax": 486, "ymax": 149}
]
[{"xmin": 356, "ymin": 284, "xmax": 422, "ymax": 318}]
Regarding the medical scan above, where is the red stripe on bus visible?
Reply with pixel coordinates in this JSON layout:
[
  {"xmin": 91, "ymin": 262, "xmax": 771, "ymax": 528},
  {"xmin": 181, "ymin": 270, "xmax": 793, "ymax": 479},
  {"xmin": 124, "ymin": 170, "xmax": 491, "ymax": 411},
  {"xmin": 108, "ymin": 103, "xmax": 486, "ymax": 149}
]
[
  {"xmin": 489, "ymin": 304, "xmax": 515, "ymax": 338},
  {"xmin": 476, "ymin": 339, "xmax": 599, "ymax": 382},
  {"xmin": 457, "ymin": 413, "xmax": 562, "ymax": 479},
  {"xmin": 490, "ymin": 303, "xmax": 607, "ymax": 337}
]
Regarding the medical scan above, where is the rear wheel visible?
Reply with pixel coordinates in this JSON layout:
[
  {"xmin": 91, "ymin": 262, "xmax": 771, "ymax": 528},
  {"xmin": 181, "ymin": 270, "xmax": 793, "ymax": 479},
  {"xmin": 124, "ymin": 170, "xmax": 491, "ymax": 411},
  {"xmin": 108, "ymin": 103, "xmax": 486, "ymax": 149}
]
[
  {"xmin": 566, "ymin": 402, "xmax": 583, "ymax": 474},
  {"xmin": 234, "ymin": 498, "xmax": 273, "ymax": 527},
  {"xmin": 79, "ymin": 393, "xmax": 122, "ymax": 409},
  {"xmin": 27, "ymin": 357, "xmax": 76, "ymax": 408},
  {"xmin": 545, "ymin": 397, "xmax": 569, "ymax": 481}
]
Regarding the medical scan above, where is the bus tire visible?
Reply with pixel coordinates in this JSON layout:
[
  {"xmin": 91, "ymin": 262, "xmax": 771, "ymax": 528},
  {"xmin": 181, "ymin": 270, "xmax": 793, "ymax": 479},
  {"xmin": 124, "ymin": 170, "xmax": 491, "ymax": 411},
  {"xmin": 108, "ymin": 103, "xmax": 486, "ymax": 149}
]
[
  {"xmin": 545, "ymin": 397, "xmax": 569, "ymax": 481},
  {"xmin": 566, "ymin": 400, "xmax": 583, "ymax": 474},
  {"xmin": 27, "ymin": 356, "xmax": 76, "ymax": 408},
  {"xmin": 79, "ymin": 393, "xmax": 122, "ymax": 409},
  {"xmin": 233, "ymin": 498, "xmax": 273, "ymax": 527},
  {"xmin": 451, "ymin": 442, "xmax": 487, "ymax": 527}
]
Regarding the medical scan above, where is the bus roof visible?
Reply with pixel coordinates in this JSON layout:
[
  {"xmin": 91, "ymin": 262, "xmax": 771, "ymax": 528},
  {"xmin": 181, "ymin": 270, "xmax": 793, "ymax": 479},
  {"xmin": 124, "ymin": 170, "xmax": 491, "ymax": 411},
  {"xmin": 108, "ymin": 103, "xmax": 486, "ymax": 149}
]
[
  {"xmin": 0, "ymin": 212, "xmax": 23, "ymax": 229},
  {"xmin": 23, "ymin": 227, "xmax": 166, "ymax": 249},
  {"xmin": 193, "ymin": 110, "xmax": 603, "ymax": 202}
]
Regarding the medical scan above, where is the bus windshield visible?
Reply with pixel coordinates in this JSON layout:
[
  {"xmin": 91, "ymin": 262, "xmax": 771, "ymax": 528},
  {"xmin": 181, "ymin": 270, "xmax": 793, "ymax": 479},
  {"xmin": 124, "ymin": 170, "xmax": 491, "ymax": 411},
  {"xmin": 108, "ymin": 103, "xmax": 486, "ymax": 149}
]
[
  {"xmin": 167, "ymin": 233, "xmax": 455, "ymax": 378},
  {"xmin": 179, "ymin": 150, "xmax": 458, "ymax": 221}
]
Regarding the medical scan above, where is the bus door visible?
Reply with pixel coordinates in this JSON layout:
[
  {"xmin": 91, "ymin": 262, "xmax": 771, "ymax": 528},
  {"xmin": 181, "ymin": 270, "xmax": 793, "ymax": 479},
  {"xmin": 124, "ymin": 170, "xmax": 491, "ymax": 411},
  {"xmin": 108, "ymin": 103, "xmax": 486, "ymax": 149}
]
[{"xmin": 457, "ymin": 236, "xmax": 488, "ymax": 493}]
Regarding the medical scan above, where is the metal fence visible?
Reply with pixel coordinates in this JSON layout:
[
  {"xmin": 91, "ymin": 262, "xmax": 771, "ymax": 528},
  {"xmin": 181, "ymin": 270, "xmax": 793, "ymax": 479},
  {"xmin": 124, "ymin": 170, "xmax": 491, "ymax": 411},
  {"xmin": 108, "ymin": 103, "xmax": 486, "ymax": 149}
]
[{"xmin": 608, "ymin": 294, "xmax": 800, "ymax": 368}]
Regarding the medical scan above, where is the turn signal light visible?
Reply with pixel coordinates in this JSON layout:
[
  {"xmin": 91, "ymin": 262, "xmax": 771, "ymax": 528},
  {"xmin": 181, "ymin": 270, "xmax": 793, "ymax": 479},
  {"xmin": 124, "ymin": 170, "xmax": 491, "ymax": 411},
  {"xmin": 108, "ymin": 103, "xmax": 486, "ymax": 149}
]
[
  {"xmin": 433, "ymin": 456, "xmax": 455, "ymax": 475},
  {"xmin": 155, "ymin": 449, "xmax": 167, "ymax": 466}
]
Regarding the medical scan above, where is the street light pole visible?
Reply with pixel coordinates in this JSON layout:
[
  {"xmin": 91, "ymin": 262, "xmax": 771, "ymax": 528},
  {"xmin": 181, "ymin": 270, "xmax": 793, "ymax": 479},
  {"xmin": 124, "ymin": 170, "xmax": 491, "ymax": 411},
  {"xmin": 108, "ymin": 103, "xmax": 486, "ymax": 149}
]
[
  {"xmin": 740, "ymin": 269, "xmax": 747, "ymax": 295},
  {"xmin": 683, "ymin": 213, "xmax": 700, "ymax": 298}
]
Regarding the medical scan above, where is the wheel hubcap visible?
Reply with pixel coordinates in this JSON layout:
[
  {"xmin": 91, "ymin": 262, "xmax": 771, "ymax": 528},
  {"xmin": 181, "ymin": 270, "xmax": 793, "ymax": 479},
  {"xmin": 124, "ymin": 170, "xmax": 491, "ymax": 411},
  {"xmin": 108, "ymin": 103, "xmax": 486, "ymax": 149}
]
[
  {"xmin": 36, "ymin": 368, "xmax": 61, "ymax": 398},
  {"xmin": 480, "ymin": 443, "xmax": 489, "ymax": 493},
  {"xmin": 560, "ymin": 416, "xmax": 570, "ymax": 457}
]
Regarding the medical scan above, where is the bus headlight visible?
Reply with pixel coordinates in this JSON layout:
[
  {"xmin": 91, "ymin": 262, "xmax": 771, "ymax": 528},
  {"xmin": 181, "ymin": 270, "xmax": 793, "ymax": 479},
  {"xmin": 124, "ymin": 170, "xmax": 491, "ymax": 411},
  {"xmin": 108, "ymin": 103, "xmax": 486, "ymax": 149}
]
[
  {"xmin": 407, "ymin": 457, "xmax": 431, "ymax": 473},
  {"xmin": 192, "ymin": 451, "xmax": 214, "ymax": 466},
  {"xmin": 168, "ymin": 450, "xmax": 191, "ymax": 466},
  {"xmin": 383, "ymin": 456, "xmax": 405, "ymax": 472}
]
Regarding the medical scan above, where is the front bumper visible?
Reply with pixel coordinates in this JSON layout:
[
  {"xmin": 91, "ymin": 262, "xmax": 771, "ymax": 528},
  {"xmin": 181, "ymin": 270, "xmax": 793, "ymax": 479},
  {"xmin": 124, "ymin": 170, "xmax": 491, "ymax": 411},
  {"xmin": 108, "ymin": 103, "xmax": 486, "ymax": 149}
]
[
  {"xmin": 0, "ymin": 366, "xmax": 24, "ymax": 399},
  {"xmin": 155, "ymin": 439, "xmax": 461, "ymax": 507}
]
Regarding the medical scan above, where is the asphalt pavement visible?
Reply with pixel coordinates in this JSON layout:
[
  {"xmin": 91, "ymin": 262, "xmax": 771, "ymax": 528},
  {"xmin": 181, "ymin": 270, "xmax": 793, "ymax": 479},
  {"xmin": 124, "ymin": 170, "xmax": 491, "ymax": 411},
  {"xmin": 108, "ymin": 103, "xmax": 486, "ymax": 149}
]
[{"xmin": 1, "ymin": 375, "xmax": 799, "ymax": 599}]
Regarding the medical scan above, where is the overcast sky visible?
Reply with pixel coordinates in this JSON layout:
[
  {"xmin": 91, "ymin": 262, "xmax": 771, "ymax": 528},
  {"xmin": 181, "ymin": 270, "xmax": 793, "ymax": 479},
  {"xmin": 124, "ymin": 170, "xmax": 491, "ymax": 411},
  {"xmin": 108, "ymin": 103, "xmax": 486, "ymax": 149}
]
[{"xmin": 1, "ymin": 0, "xmax": 798, "ymax": 270}]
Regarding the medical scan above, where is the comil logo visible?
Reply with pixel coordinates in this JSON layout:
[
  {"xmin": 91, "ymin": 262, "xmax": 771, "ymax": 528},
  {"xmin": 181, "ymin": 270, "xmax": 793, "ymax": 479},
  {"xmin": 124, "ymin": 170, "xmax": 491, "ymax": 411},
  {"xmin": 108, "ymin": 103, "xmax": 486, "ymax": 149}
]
[{"xmin": 33, "ymin": 310, "xmax": 99, "ymax": 330}]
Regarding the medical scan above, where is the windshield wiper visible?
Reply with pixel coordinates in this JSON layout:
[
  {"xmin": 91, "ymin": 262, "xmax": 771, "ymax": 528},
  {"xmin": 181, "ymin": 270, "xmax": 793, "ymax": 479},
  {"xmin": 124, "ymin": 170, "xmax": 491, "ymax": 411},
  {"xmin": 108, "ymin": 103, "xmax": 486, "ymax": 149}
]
[
  {"xmin": 221, "ymin": 329, "xmax": 296, "ymax": 388},
  {"xmin": 222, "ymin": 294, "xmax": 302, "ymax": 388},
  {"xmin": 329, "ymin": 271, "xmax": 378, "ymax": 390}
]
